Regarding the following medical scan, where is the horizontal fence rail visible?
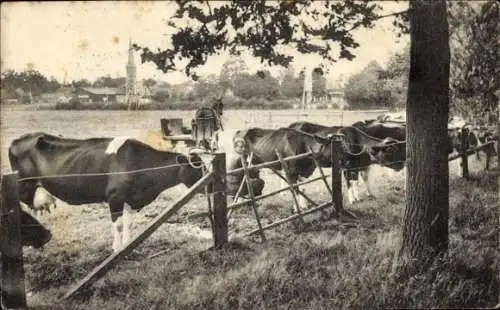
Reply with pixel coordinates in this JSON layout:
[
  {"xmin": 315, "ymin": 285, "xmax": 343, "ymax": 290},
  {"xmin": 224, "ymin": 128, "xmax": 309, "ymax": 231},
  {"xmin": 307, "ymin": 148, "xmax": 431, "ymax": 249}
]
[
  {"xmin": 447, "ymin": 141, "xmax": 495, "ymax": 162},
  {"xmin": 64, "ymin": 170, "xmax": 215, "ymax": 299},
  {"xmin": 244, "ymin": 201, "xmax": 332, "ymax": 237},
  {"xmin": 227, "ymin": 151, "xmax": 313, "ymax": 176}
]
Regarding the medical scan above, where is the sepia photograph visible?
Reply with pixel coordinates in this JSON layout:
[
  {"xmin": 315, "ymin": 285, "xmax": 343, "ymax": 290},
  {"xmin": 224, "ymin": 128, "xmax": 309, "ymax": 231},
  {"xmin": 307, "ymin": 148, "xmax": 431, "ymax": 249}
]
[{"xmin": 1, "ymin": 1, "xmax": 498, "ymax": 309}]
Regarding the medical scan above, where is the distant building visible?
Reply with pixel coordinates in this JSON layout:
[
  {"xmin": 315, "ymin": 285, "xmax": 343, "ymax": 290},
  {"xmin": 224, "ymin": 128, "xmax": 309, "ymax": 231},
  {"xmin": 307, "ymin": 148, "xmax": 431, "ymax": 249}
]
[
  {"xmin": 74, "ymin": 87, "xmax": 124, "ymax": 104},
  {"xmin": 326, "ymin": 90, "xmax": 348, "ymax": 109},
  {"xmin": 124, "ymin": 39, "xmax": 152, "ymax": 108},
  {"xmin": 70, "ymin": 39, "xmax": 151, "ymax": 107}
]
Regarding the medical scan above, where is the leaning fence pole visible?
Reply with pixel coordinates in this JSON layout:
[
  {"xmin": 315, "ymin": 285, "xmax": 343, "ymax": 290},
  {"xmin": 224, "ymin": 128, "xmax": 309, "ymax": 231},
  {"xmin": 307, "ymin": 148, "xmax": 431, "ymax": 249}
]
[
  {"xmin": 330, "ymin": 134, "xmax": 345, "ymax": 215},
  {"xmin": 240, "ymin": 157, "xmax": 266, "ymax": 242},
  {"xmin": 1, "ymin": 172, "xmax": 27, "ymax": 309},
  {"xmin": 275, "ymin": 151, "xmax": 305, "ymax": 221},
  {"xmin": 271, "ymin": 170, "xmax": 318, "ymax": 207},
  {"xmin": 307, "ymin": 146, "xmax": 333, "ymax": 198},
  {"xmin": 460, "ymin": 127, "xmax": 470, "ymax": 179},
  {"xmin": 64, "ymin": 171, "xmax": 213, "ymax": 299},
  {"xmin": 212, "ymin": 153, "xmax": 228, "ymax": 249}
]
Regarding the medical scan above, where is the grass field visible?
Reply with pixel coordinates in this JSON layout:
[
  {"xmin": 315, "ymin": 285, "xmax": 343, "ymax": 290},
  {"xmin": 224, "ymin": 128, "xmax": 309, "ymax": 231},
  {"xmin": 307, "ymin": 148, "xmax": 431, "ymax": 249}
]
[{"xmin": 1, "ymin": 105, "xmax": 498, "ymax": 309}]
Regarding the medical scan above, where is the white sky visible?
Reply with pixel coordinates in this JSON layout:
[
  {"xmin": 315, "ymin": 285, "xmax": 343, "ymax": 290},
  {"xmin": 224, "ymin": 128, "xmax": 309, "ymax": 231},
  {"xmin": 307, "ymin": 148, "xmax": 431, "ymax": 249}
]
[{"xmin": 1, "ymin": 1, "xmax": 409, "ymax": 85}]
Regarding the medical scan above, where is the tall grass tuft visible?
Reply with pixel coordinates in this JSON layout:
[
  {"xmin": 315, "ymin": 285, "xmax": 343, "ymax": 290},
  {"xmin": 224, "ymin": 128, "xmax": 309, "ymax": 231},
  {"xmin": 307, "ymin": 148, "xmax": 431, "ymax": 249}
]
[{"xmin": 26, "ymin": 168, "xmax": 498, "ymax": 309}]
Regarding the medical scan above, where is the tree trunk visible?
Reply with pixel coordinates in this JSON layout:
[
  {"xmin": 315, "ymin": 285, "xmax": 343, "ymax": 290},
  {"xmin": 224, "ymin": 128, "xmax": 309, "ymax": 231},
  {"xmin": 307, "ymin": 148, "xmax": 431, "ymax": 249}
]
[{"xmin": 398, "ymin": 0, "xmax": 451, "ymax": 267}]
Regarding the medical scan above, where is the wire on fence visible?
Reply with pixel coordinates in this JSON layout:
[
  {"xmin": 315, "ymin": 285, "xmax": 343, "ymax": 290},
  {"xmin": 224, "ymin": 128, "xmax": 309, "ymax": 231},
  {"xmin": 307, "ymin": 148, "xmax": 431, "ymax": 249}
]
[
  {"xmin": 16, "ymin": 158, "xmax": 206, "ymax": 183},
  {"xmin": 341, "ymin": 160, "xmax": 408, "ymax": 173}
]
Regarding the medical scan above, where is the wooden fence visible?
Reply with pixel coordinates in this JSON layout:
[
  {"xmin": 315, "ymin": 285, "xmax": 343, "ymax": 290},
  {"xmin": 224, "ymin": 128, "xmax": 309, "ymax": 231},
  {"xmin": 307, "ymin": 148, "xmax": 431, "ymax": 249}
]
[
  {"xmin": 188, "ymin": 134, "xmax": 349, "ymax": 241},
  {"xmin": 1, "ymin": 173, "xmax": 27, "ymax": 309},
  {"xmin": 0, "ymin": 128, "xmax": 496, "ymax": 303}
]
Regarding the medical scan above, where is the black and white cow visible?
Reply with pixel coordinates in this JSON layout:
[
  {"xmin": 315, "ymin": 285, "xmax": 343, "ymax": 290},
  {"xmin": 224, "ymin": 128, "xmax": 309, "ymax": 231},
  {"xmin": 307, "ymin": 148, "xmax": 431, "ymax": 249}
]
[{"xmin": 8, "ymin": 132, "xmax": 204, "ymax": 252}]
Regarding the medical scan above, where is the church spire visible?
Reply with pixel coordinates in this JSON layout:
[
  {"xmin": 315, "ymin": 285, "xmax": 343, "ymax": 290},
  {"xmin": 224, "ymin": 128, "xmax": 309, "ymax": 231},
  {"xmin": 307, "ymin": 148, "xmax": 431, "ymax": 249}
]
[
  {"xmin": 126, "ymin": 38, "xmax": 138, "ymax": 110},
  {"xmin": 127, "ymin": 39, "xmax": 135, "ymax": 67},
  {"xmin": 126, "ymin": 38, "xmax": 136, "ymax": 95}
]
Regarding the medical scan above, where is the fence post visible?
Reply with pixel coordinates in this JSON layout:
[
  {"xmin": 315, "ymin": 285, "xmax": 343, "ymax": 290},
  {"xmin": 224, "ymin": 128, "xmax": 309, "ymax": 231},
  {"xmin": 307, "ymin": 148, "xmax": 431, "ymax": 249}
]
[
  {"xmin": 460, "ymin": 127, "xmax": 470, "ymax": 179},
  {"xmin": 330, "ymin": 134, "xmax": 345, "ymax": 215},
  {"xmin": 1, "ymin": 172, "xmax": 27, "ymax": 309},
  {"xmin": 212, "ymin": 153, "xmax": 228, "ymax": 248}
]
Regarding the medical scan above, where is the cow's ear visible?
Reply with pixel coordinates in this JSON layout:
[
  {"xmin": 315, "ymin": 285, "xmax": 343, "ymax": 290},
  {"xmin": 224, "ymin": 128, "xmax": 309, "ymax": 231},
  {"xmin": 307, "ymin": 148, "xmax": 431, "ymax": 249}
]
[
  {"xmin": 314, "ymin": 134, "xmax": 330, "ymax": 144},
  {"xmin": 36, "ymin": 136, "xmax": 50, "ymax": 150},
  {"xmin": 176, "ymin": 154, "xmax": 189, "ymax": 165}
]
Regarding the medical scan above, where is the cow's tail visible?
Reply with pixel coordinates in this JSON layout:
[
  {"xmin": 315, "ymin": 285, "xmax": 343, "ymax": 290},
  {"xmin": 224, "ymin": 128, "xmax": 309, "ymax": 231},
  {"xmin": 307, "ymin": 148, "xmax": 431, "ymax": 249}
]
[{"xmin": 8, "ymin": 145, "xmax": 20, "ymax": 173}]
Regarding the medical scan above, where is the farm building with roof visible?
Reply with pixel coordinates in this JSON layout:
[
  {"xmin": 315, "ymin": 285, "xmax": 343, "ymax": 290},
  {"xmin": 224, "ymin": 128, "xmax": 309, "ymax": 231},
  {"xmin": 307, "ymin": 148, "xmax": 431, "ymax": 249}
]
[{"xmin": 73, "ymin": 87, "xmax": 125, "ymax": 104}]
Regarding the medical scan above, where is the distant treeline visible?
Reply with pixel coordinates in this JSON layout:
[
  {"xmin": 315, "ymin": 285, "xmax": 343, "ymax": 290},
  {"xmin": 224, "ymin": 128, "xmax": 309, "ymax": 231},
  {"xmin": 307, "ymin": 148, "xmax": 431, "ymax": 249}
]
[{"xmin": 48, "ymin": 97, "xmax": 340, "ymax": 111}]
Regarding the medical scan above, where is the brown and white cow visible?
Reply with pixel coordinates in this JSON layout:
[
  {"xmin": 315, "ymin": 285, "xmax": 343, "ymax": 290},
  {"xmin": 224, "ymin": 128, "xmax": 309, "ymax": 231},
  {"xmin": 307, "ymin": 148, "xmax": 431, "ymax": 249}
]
[{"xmin": 289, "ymin": 120, "xmax": 407, "ymax": 203}]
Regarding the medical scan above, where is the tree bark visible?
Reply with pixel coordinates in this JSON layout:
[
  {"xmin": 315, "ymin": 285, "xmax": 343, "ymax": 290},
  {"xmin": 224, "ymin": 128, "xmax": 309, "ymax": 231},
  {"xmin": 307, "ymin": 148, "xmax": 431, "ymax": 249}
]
[{"xmin": 398, "ymin": 0, "xmax": 451, "ymax": 267}]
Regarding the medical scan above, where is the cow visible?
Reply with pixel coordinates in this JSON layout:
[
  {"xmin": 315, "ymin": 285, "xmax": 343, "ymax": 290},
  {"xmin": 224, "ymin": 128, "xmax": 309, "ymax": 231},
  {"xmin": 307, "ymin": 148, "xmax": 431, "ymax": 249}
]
[
  {"xmin": 232, "ymin": 127, "xmax": 334, "ymax": 213},
  {"xmin": 376, "ymin": 112, "xmax": 406, "ymax": 123},
  {"xmin": 289, "ymin": 120, "xmax": 406, "ymax": 203},
  {"xmin": 0, "ymin": 207, "xmax": 52, "ymax": 251},
  {"xmin": 8, "ymin": 132, "xmax": 204, "ymax": 253},
  {"xmin": 475, "ymin": 127, "xmax": 498, "ymax": 160},
  {"xmin": 448, "ymin": 125, "xmax": 498, "ymax": 169},
  {"xmin": 226, "ymin": 153, "xmax": 265, "ymax": 198}
]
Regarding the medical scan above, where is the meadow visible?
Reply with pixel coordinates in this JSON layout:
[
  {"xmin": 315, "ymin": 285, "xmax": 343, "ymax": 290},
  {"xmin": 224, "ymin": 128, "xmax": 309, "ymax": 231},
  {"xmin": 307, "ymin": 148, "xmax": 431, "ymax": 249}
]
[{"xmin": 0, "ymin": 105, "xmax": 498, "ymax": 309}]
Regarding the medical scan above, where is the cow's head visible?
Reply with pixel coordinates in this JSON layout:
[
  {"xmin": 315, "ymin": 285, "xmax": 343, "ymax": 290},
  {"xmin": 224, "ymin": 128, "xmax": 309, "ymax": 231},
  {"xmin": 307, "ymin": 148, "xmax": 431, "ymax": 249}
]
[
  {"xmin": 176, "ymin": 153, "xmax": 205, "ymax": 188},
  {"xmin": 448, "ymin": 126, "xmax": 478, "ymax": 154},
  {"xmin": 31, "ymin": 186, "xmax": 57, "ymax": 214},
  {"xmin": 9, "ymin": 133, "xmax": 47, "ymax": 208},
  {"xmin": 309, "ymin": 134, "xmax": 333, "ymax": 166},
  {"xmin": 20, "ymin": 209, "xmax": 52, "ymax": 249},
  {"xmin": 369, "ymin": 137, "xmax": 406, "ymax": 171},
  {"xmin": 233, "ymin": 137, "xmax": 248, "ymax": 156}
]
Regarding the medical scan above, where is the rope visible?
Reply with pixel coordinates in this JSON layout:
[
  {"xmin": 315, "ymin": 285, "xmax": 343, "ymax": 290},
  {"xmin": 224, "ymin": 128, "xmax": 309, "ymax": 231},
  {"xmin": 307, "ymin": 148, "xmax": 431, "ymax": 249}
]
[
  {"xmin": 17, "ymin": 157, "xmax": 204, "ymax": 183},
  {"xmin": 340, "ymin": 141, "xmax": 369, "ymax": 156},
  {"xmin": 342, "ymin": 140, "xmax": 407, "ymax": 147},
  {"xmin": 342, "ymin": 125, "xmax": 406, "ymax": 144},
  {"xmin": 341, "ymin": 160, "xmax": 407, "ymax": 172}
]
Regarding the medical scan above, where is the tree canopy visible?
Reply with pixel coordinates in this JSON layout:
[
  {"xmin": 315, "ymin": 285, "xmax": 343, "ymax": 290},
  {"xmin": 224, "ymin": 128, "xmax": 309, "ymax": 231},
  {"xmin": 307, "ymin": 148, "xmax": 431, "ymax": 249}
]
[
  {"xmin": 448, "ymin": 1, "xmax": 499, "ymax": 124},
  {"xmin": 134, "ymin": 1, "xmax": 404, "ymax": 79},
  {"xmin": 343, "ymin": 60, "xmax": 389, "ymax": 109}
]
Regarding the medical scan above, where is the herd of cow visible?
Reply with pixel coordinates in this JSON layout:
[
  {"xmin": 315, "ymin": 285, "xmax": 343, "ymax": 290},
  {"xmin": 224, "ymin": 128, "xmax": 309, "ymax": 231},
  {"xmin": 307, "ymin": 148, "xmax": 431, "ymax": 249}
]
[{"xmin": 2, "ymin": 112, "xmax": 497, "ymax": 256}]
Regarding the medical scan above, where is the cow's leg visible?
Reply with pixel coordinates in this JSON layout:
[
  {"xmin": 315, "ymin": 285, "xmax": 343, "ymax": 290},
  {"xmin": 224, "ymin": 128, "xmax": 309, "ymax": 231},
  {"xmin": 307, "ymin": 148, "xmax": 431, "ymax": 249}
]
[
  {"xmin": 107, "ymin": 177, "xmax": 130, "ymax": 252},
  {"xmin": 351, "ymin": 173, "xmax": 361, "ymax": 202},
  {"xmin": 343, "ymin": 172, "xmax": 355, "ymax": 204},
  {"xmin": 122, "ymin": 203, "xmax": 136, "ymax": 246},
  {"xmin": 279, "ymin": 176, "xmax": 290, "ymax": 201},
  {"xmin": 109, "ymin": 205, "xmax": 124, "ymax": 253},
  {"xmin": 360, "ymin": 170, "xmax": 375, "ymax": 199},
  {"xmin": 346, "ymin": 182, "xmax": 355, "ymax": 204},
  {"xmin": 296, "ymin": 177, "xmax": 308, "ymax": 211}
]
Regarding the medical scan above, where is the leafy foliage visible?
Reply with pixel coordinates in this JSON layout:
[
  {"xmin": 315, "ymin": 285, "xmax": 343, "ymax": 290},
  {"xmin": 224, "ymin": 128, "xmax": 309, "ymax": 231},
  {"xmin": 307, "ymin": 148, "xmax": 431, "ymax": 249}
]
[
  {"xmin": 343, "ymin": 60, "xmax": 389, "ymax": 109},
  {"xmin": 232, "ymin": 70, "xmax": 280, "ymax": 100},
  {"xmin": 448, "ymin": 1, "xmax": 499, "ymax": 125},
  {"xmin": 377, "ymin": 44, "xmax": 410, "ymax": 109},
  {"xmin": 219, "ymin": 57, "xmax": 248, "ymax": 92},
  {"xmin": 92, "ymin": 76, "xmax": 127, "ymax": 88},
  {"xmin": 1, "ymin": 69, "xmax": 60, "ymax": 100},
  {"xmin": 71, "ymin": 79, "xmax": 92, "ymax": 89},
  {"xmin": 135, "ymin": 0, "xmax": 386, "ymax": 79}
]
